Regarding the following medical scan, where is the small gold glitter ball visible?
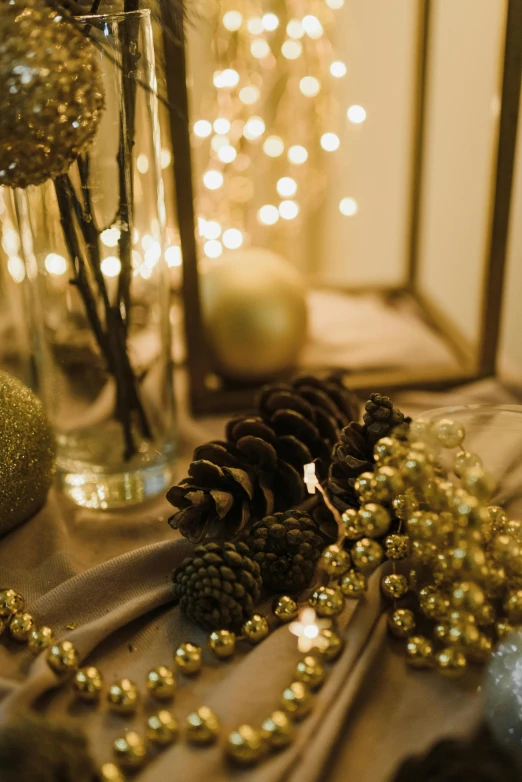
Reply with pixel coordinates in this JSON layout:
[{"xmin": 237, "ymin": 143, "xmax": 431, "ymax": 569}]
[
  {"xmin": 107, "ymin": 679, "xmax": 140, "ymax": 714},
  {"xmin": 320, "ymin": 544, "xmax": 351, "ymax": 576},
  {"xmin": 281, "ymin": 681, "xmax": 312, "ymax": 719},
  {"xmin": 419, "ymin": 586, "xmax": 449, "ymax": 621},
  {"xmin": 209, "ymin": 629, "xmax": 236, "ymax": 658},
  {"xmin": 384, "ymin": 534, "xmax": 411, "ymax": 560},
  {"xmin": 174, "ymin": 642, "xmax": 202, "ymax": 675},
  {"xmin": 113, "ymin": 731, "xmax": 147, "ymax": 769},
  {"xmin": 435, "ymin": 419, "xmax": 465, "ymax": 449},
  {"xmin": 186, "ymin": 706, "xmax": 220, "ymax": 745},
  {"xmin": 9, "ymin": 611, "xmax": 35, "ymax": 642},
  {"xmin": 28, "ymin": 626, "xmax": 54, "ymax": 655},
  {"xmin": 358, "ymin": 503, "xmax": 391, "ymax": 538},
  {"xmin": 435, "ymin": 647, "xmax": 467, "ymax": 678},
  {"xmin": 47, "ymin": 639, "xmax": 79, "ymax": 676},
  {"xmin": 243, "ymin": 613, "xmax": 270, "ymax": 644},
  {"xmin": 226, "ymin": 724, "xmax": 268, "ymax": 765},
  {"xmin": 392, "ymin": 494, "xmax": 419, "ymax": 521},
  {"xmin": 295, "ymin": 655, "xmax": 325, "ymax": 690},
  {"xmin": 351, "ymin": 538, "xmax": 384, "ymax": 573},
  {"xmin": 146, "ymin": 666, "xmax": 176, "ymax": 700},
  {"xmin": 273, "ymin": 595, "xmax": 298, "ymax": 623},
  {"xmin": 388, "ymin": 608, "xmax": 416, "ymax": 638},
  {"xmin": 99, "ymin": 763, "xmax": 125, "ymax": 782},
  {"xmin": 146, "ymin": 709, "xmax": 178, "ymax": 746},
  {"xmin": 406, "ymin": 635, "xmax": 434, "ymax": 668},
  {"xmin": 0, "ymin": 372, "xmax": 56, "ymax": 536},
  {"xmin": 504, "ymin": 589, "xmax": 522, "ymax": 623},
  {"xmin": 72, "ymin": 666, "xmax": 103, "ymax": 701},
  {"xmin": 316, "ymin": 628, "xmax": 343, "ymax": 661},
  {"xmin": 310, "ymin": 586, "xmax": 344, "ymax": 617},
  {"xmin": 340, "ymin": 569, "xmax": 367, "ymax": 599},
  {"xmin": 0, "ymin": 588, "xmax": 25, "ymax": 618},
  {"xmin": 261, "ymin": 710, "xmax": 294, "ymax": 749},
  {"xmin": 487, "ymin": 505, "xmax": 509, "ymax": 535},
  {"xmin": 381, "ymin": 573, "xmax": 409, "ymax": 600},
  {"xmin": 341, "ymin": 508, "xmax": 365, "ymax": 540}
]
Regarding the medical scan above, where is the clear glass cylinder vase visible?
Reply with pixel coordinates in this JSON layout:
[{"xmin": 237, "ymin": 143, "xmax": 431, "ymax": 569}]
[{"xmin": 14, "ymin": 10, "xmax": 176, "ymax": 509}]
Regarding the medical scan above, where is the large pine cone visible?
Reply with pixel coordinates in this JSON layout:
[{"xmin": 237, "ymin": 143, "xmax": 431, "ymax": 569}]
[
  {"xmin": 172, "ymin": 542, "xmax": 262, "ymax": 630},
  {"xmin": 241, "ymin": 510, "xmax": 327, "ymax": 593},
  {"xmin": 168, "ymin": 375, "xmax": 359, "ymax": 543}
]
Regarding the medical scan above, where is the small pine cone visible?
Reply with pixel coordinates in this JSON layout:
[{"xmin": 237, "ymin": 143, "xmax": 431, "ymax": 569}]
[
  {"xmin": 241, "ymin": 510, "xmax": 327, "ymax": 593},
  {"xmin": 363, "ymin": 393, "xmax": 406, "ymax": 447},
  {"xmin": 172, "ymin": 542, "xmax": 262, "ymax": 630}
]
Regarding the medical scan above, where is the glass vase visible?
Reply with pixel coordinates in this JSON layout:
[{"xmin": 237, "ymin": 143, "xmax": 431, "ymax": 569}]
[{"xmin": 14, "ymin": 10, "xmax": 176, "ymax": 509}]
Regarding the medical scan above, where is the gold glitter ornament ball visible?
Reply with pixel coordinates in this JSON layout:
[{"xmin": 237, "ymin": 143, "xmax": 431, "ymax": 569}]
[
  {"xmin": 0, "ymin": 0, "xmax": 104, "ymax": 188},
  {"xmin": 0, "ymin": 371, "xmax": 56, "ymax": 536}
]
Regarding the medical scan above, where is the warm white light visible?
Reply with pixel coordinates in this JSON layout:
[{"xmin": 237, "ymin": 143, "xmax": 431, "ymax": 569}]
[
  {"xmin": 243, "ymin": 116, "xmax": 265, "ymax": 141},
  {"xmin": 211, "ymin": 134, "xmax": 229, "ymax": 151},
  {"xmin": 213, "ymin": 68, "xmax": 240, "ymax": 89},
  {"xmin": 299, "ymin": 76, "xmax": 320, "ymax": 97},
  {"xmin": 160, "ymin": 149, "xmax": 171, "ymax": 169},
  {"xmin": 347, "ymin": 104, "xmax": 367, "ymax": 123},
  {"xmin": 281, "ymin": 40, "xmax": 302, "ymax": 59},
  {"xmin": 247, "ymin": 17, "xmax": 264, "ymax": 34},
  {"xmin": 44, "ymin": 253, "xmax": 67, "ymax": 276},
  {"xmin": 258, "ymin": 204, "xmax": 279, "ymax": 225},
  {"xmin": 165, "ymin": 245, "xmax": 182, "ymax": 267},
  {"xmin": 339, "ymin": 197, "xmax": 358, "ymax": 216},
  {"xmin": 7, "ymin": 256, "xmax": 25, "ymax": 283},
  {"xmin": 101, "ymin": 227, "xmax": 121, "ymax": 248},
  {"xmin": 320, "ymin": 132, "xmax": 340, "ymax": 151},
  {"xmin": 222, "ymin": 10, "xmax": 242, "ymax": 30},
  {"xmin": 197, "ymin": 217, "xmax": 207, "ymax": 236},
  {"xmin": 137, "ymin": 153, "xmax": 149, "ymax": 174},
  {"xmin": 302, "ymin": 15, "xmax": 323, "ymax": 38},
  {"xmin": 303, "ymin": 624, "xmax": 319, "ymax": 639},
  {"xmin": 203, "ymin": 220, "xmax": 222, "ymax": 240},
  {"xmin": 141, "ymin": 234, "xmax": 155, "ymax": 251},
  {"xmin": 286, "ymin": 19, "xmax": 304, "ymax": 39},
  {"xmin": 144, "ymin": 242, "xmax": 161, "ymax": 266},
  {"xmin": 132, "ymin": 250, "xmax": 142, "ymax": 268},
  {"xmin": 204, "ymin": 239, "xmax": 223, "ymax": 258},
  {"xmin": 139, "ymin": 265, "xmax": 152, "ymax": 279},
  {"xmin": 239, "ymin": 85, "xmax": 260, "ymax": 105},
  {"xmin": 277, "ymin": 177, "xmax": 297, "ymax": 197},
  {"xmin": 262, "ymin": 12, "xmax": 279, "ymax": 31},
  {"xmin": 330, "ymin": 60, "xmax": 347, "ymax": 78},
  {"xmin": 250, "ymin": 39, "xmax": 270, "ymax": 59},
  {"xmin": 222, "ymin": 228, "xmax": 243, "ymax": 249},
  {"xmin": 288, "ymin": 145, "xmax": 308, "ymax": 164},
  {"xmin": 326, "ymin": 0, "xmax": 344, "ymax": 8},
  {"xmin": 218, "ymin": 145, "xmax": 237, "ymax": 163},
  {"xmin": 193, "ymin": 119, "xmax": 212, "ymax": 138},
  {"xmin": 2, "ymin": 228, "xmax": 19, "ymax": 256},
  {"xmin": 279, "ymin": 200, "xmax": 299, "ymax": 220},
  {"xmin": 203, "ymin": 170, "xmax": 224, "ymax": 190},
  {"xmin": 101, "ymin": 256, "xmax": 121, "ymax": 277},
  {"xmin": 263, "ymin": 135, "xmax": 284, "ymax": 157},
  {"xmin": 213, "ymin": 118, "xmax": 231, "ymax": 134}
]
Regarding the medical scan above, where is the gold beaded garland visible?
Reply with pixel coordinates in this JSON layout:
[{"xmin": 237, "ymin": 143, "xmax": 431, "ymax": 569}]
[
  {"xmin": 504, "ymin": 589, "xmax": 522, "ymax": 623},
  {"xmin": 209, "ymin": 629, "xmax": 236, "ymax": 658},
  {"xmin": 392, "ymin": 494, "xmax": 419, "ymax": 521},
  {"xmin": 340, "ymin": 569, "xmax": 367, "ymax": 599},
  {"xmin": 381, "ymin": 573, "xmax": 409, "ymax": 600},
  {"xmin": 374, "ymin": 436, "xmax": 405, "ymax": 464},
  {"xmin": 73, "ymin": 666, "xmax": 103, "ymax": 702},
  {"xmin": 454, "ymin": 450, "xmax": 482, "ymax": 479},
  {"xmin": 354, "ymin": 472, "xmax": 376, "ymax": 502},
  {"xmin": 107, "ymin": 679, "xmax": 140, "ymax": 714},
  {"xmin": 295, "ymin": 655, "xmax": 325, "ymax": 690},
  {"xmin": 226, "ymin": 724, "xmax": 267, "ymax": 765},
  {"xmin": 28, "ymin": 626, "xmax": 54, "ymax": 655},
  {"xmin": 384, "ymin": 534, "xmax": 411, "ymax": 560},
  {"xmin": 281, "ymin": 681, "xmax": 312, "ymax": 719},
  {"xmin": 174, "ymin": 642, "xmax": 202, "ymax": 675},
  {"xmin": 243, "ymin": 613, "xmax": 270, "ymax": 644},
  {"xmin": 405, "ymin": 635, "xmax": 434, "ymax": 668},
  {"xmin": 9, "ymin": 611, "xmax": 35, "ymax": 641},
  {"xmin": 462, "ymin": 467, "xmax": 495, "ymax": 502},
  {"xmin": 146, "ymin": 710, "xmax": 178, "ymax": 746},
  {"xmin": 320, "ymin": 544, "xmax": 351, "ymax": 576},
  {"xmin": 0, "ymin": 589, "xmax": 24, "ymax": 618},
  {"xmin": 351, "ymin": 538, "xmax": 384, "ymax": 573},
  {"xmin": 388, "ymin": 608, "xmax": 416, "ymax": 638},
  {"xmin": 373, "ymin": 466, "xmax": 405, "ymax": 502},
  {"xmin": 146, "ymin": 666, "xmax": 176, "ymax": 700},
  {"xmin": 47, "ymin": 640, "xmax": 79, "ymax": 675},
  {"xmin": 316, "ymin": 628, "xmax": 343, "ymax": 660},
  {"xmin": 261, "ymin": 710, "xmax": 294, "ymax": 748},
  {"xmin": 113, "ymin": 731, "xmax": 147, "ymax": 769},
  {"xmin": 418, "ymin": 586, "xmax": 449, "ymax": 621},
  {"xmin": 273, "ymin": 595, "xmax": 298, "ymax": 623},
  {"xmin": 186, "ymin": 706, "xmax": 221, "ymax": 744},
  {"xmin": 99, "ymin": 763, "xmax": 125, "ymax": 782},
  {"xmin": 358, "ymin": 503, "xmax": 391, "ymax": 538},
  {"xmin": 309, "ymin": 586, "xmax": 345, "ymax": 617},
  {"xmin": 435, "ymin": 419, "xmax": 465, "ymax": 449},
  {"xmin": 341, "ymin": 508, "xmax": 365, "ymax": 540},
  {"xmin": 435, "ymin": 647, "xmax": 467, "ymax": 678}
]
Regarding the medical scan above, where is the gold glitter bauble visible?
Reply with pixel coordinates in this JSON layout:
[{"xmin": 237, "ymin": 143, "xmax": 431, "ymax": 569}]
[
  {"xmin": 243, "ymin": 613, "xmax": 270, "ymax": 644},
  {"xmin": 174, "ymin": 642, "xmax": 202, "ymax": 675},
  {"xmin": 146, "ymin": 710, "xmax": 179, "ymax": 746},
  {"xmin": 72, "ymin": 666, "xmax": 103, "ymax": 702},
  {"xmin": 388, "ymin": 608, "xmax": 416, "ymax": 638},
  {"xmin": 0, "ymin": 589, "xmax": 25, "ymax": 618},
  {"xmin": 99, "ymin": 763, "xmax": 125, "ymax": 782},
  {"xmin": 340, "ymin": 569, "xmax": 367, "ymax": 599},
  {"xmin": 273, "ymin": 595, "xmax": 298, "ymax": 623},
  {"xmin": 113, "ymin": 731, "xmax": 147, "ymax": 769},
  {"xmin": 9, "ymin": 611, "xmax": 35, "ymax": 641},
  {"xmin": 47, "ymin": 639, "xmax": 79, "ymax": 676},
  {"xmin": 0, "ymin": 1, "xmax": 104, "ymax": 188},
  {"xmin": 226, "ymin": 724, "xmax": 268, "ymax": 765},
  {"xmin": 309, "ymin": 586, "xmax": 344, "ymax": 617},
  {"xmin": 107, "ymin": 678, "xmax": 140, "ymax": 714},
  {"xmin": 384, "ymin": 534, "xmax": 411, "ymax": 560},
  {"xmin": 381, "ymin": 573, "xmax": 409, "ymax": 600},
  {"xmin": 295, "ymin": 655, "xmax": 325, "ymax": 689},
  {"xmin": 435, "ymin": 647, "xmax": 467, "ymax": 678},
  {"xmin": 186, "ymin": 706, "xmax": 220, "ymax": 745},
  {"xmin": 406, "ymin": 635, "xmax": 434, "ymax": 668},
  {"xmin": 209, "ymin": 629, "xmax": 236, "ymax": 658},
  {"xmin": 0, "ymin": 372, "xmax": 56, "ymax": 536},
  {"xmin": 146, "ymin": 666, "xmax": 176, "ymax": 700},
  {"xmin": 261, "ymin": 710, "xmax": 294, "ymax": 748},
  {"xmin": 281, "ymin": 681, "xmax": 312, "ymax": 719},
  {"xmin": 28, "ymin": 625, "xmax": 54, "ymax": 655},
  {"xmin": 319, "ymin": 544, "xmax": 351, "ymax": 576},
  {"xmin": 316, "ymin": 628, "xmax": 343, "ymax": 661}
]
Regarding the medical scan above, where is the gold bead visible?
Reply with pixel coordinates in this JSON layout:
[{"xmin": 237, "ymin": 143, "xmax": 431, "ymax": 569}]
[
  {"xmin": 209, "ymin": 629, "xmax": 236, "ymax": 658},
  {"xmin": 373, "ymin": 466, "xmax": 405, "ymax": 503},
  {"xmin": 341, "ymin": 508, "xmax": 365, "ymax": 540},
  {"xmin": 146, "ymin": 709, "xmax": 178, "ymax": 746},
  {"xmin": 273, "ymin": 595, "xmax": 298, "ymax": 623},
  {"xmin": 358, "ymin": 503, "xmax": 391, "ymax": 538},
  {"xmin": 226, "ymin": 724, "xmax": 267, "ymax": 765},
  {"xmin": 374, "ymin": 436, "xmax": 405, "ymax": 465},
  {"xmin": 405, "ymin": 635, "xmax": 434, "ymax": 668},
  {"xmin": 47, "ymin": 640, "xmax": 79, "ymax": 676},
  {"xmin": 418, "ymin": 586, "xmax": 449, "ymax": 621},
  {"xmin": 281, "ymin": 681, "xmax": 312, "ymax": 719},
  {"xmin": 496, "ymin": 619, "xmax": 515, "ymax": 639},
  {"xmin": 309, "ymin": 586, "xmax": 344, "ymax": 617},
  {"xmin": 450, "ymin": 581, "xmax": 486, "ymax": 612},
  {"xmin": 462, "ymin": 467, "xmax": 495, "ymax": 502},
  {"xmin": 384, "ymin": 534, "xmax": 411, "ymax": 560},
  {"xmin": 487, "ymin": 505, "xmax": 509, "ymax": 535},
  {"xmin": 447, "ymin": 542, "xmax": 486, "ymax": 578},
  {"xmin": 243, "ymin": 613, "xmax": 270, "ymax": 644},
  {"xmin": 295, "ymin": 655, "xmax": 325, "ymax": 690},
  {"xmin": 0, "ymin": 589, "xmax": 24, "ymax": 619},
  {"xmin": 9, "ymin": 612, "xmax": 35, "ymax": 642},
  {"xmin": 392, "ymin": 493, "xmax": 419, "ymax": 521},
  {"xmin": 340, "ymin": 569, "xmax": 367, "ymax": 599},
  {"xmin": 387, "ymin": 608, "xmax": 416, "ymax": 638},
  {"xmin": 504, "ymin": 589, "xmax": 522, "ymax": 623},
  {"xmin": 445, "ymin": 616, "xmax": 480, "ymax": 648},
  {"xmin": 466, "ymin": 633, "xmax": 493, "ymax": 664},
  {"xmin": 492, "ymin": 534, "xmax": 519, "ymax": 566},
  {"xmin": 316, "ymin": 628, "xmax": 343, "ymax": 661},
  {"xmin": 28, "ymin": 626, "xmax": 54, "ymax": 655},
  {"xmin": 174, "ymin": 642, "xmax": 202, "ymax": 675},
  {"xmin": 381, "ymin": 573, "xmax": 409, "ymax": 600},
  {"xmin": 73, "ymin": 666, "xmax": 103, "ymax": 701},
  {"xmin": 261, "ymin": 710, "xmax": 294, "ymax": 749},
  {"xmin": 411, "ymin": 540, "xmax": 438, "ymax": 566},
  {"xmin": 401, "ymin": 450, "xmax": 431, "ymax": 486},
  {"xmin": 351, "ymin": 538, "xmax": 384, "ymax": 573},
  {"xmin": 146, "ymin": 666, "xmax": 176, "ymax": 700},
  {"xmin": 482, "ymin": 563, "xmax": 507, "ymax": 598},
  {"xmin": 354, "ymin": 472, "xmax": 376, "ymax": 502},
  {"xmin": 435, "ymin": 647, "xmax": 467, "ymax": 678},
  {"xmin": 474, "ymin": 601, "xmax": 495, "ymax": 627},
  {"xmin": 454, "ymin": 450, "xmax": 482, "ymax": 479},
  {"xmin": 408, "ymin": 419, "xmax": 436, "ymax": 446},
  {"xmin": 113, "ymin": 731, "xmax": 147, "ymax": 769},
  {"xmin": 186, "ymin": 706, "xmax": 220, "ymax": 745},
  {"xmin": 435, "ymin": 418, "xmax": 465, "ymax": 449},
  {"xmin": 107, "ymin": 679, "xmax": 140, "ymax": 714},
  {"xmin": 407, "ymin": 511, "xmax": 440, "ymax": 541},
  {"xmin": 99, "ymin": 763, "xmax": 125, "ymax": 782},
  {"xmin": 320, "ymin": 544, "xmax": 351, "ymax": 576},
  {"xmin": 433, "ymin": 622, "xmax": 450, "ymax": 643}
]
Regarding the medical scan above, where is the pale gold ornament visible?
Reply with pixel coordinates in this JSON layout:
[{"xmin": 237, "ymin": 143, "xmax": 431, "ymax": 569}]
[
  {"xmin": 372, "ymin": 466, "xmax": 404, "ymax": 503},
  {"xmin": 454, "ymin": 450, "xmax": 482, "ymax": 479},
  {"xmin": 295, "ymin": 655, "xmax": 325, "ymax": 689},
  {"xmin": 373, "ymin": 437, "xmax": 405, "ymax": 465},
  {"xmin": 281, "ymin": 681, "xmax": 312, "ymax": 719},
  {"xmin": 28, "ymin": 626, "xmax": 54, "ymax": 655},
  {"xmin": 388, "ymin": 608, "xmax": 416, "ymax": 638},
  {"xmin": 309, "ymin": 586, "xmax": 344, "ymax": 617},
  {"xmin": 340, "ymin": 569, "xmax": 367, "ymax": 599},
  {"xmin": 319, "ymin": 544, "xmax": 351, "ymax": 576},
  {"xmin": 261, "ymin": 710, "xmax": 294, "ymax": 748},
  {"xmin": 99, "ymin": 763, "xmax": 125, "ymax": 782},
  {"xmin": 316, "ymin": 627, "xmax": 343, "ymax": 660},
  {"xmin": 435, "ymin": 647, "xmax": 467, "ymax": 678},
  {"xmin": 406, "ymin": 635, "xmax": 434, "ymax": 668},
  {"xmin": 243, "ymin": 613, "xmax": 270, "ymax": 644},
  {"xmin": 354, "ymin": 472, "xmax": 376, "ymax": 503},
  {"xmin": 358, "ymin": 503, "xmax": 391, "ymax": 538},
  {"xmin": 72, "ymin": 666, "xmax": 103, "ymax": 701},
  {"xmin": 209, "ymin": 629, "xmax": 236, "ymax": 658},
  {"xmin": 381, "ymin": 573, "xmax": 409, "ymax": 600},
  {"xmin": 273, "ymin": 596, "xmax": 298, "ymax": 623},
  {"xmin": 0, "ymin": 588, "xmax": 24, "ymax": 618},
  {"xmin": 341, "ymin": 508, "xmax": 365, "ymax": 540},
  {"xmin": 113, "ymin": 731, "xmax": 147, "ymax": 769},
  {"xmin": 9, "ymin": 611, "xmax": 35, "ymax": 641},
  {"xmin": 174, "ymin": 642, "xmax": 202, "ymax": 675},
  {"xmin": 351, "ymin": 538, "xmax": 384, "ymax": 573},
  {"xmin": 146, "ymin": 666, "xmax": 176, "ymax": 700},
  {"xmin": 226, "ymin": 724, "xmax": 268, "ymax": 765},
  {"xmin": 392, "ymin": 493, "xmax": 419, "ymax": 521},
  {"xmin": 504, "ymin": 589, "xmax": 522, "ymax": 623},
  {"xmin": 107, "ymin": 679, "xmax": 140, "ymax": 714},
  {"xmin": 435, "ymin": 419, "xmax": 465, "ymax": 449},
  {"xmin": 186, "ymin": 706, "xmax": 220, "ymax": 744},
  {"xmin": 384, "ymin": 534, "xmax": 411, "ymax": 560},
  {"xmin": 146, "ymin": 710, "xmax": 178, "ymax": 746},
  {"xmin": 47, "ymin": 639, "xmax": 79, "ymax": 675}
]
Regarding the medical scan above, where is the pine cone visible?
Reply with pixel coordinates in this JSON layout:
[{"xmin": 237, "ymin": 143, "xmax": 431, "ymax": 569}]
[
  {"xmin": 241, "ymin": 510, "xmax": 327, "ymax": 592},
  {"xmin": 172, "ymin": 541, "xmax": 262, "ymax": 630},
  {"xmin": 168, "ymin": 374, "xmax": 359, "ymax": 543}
]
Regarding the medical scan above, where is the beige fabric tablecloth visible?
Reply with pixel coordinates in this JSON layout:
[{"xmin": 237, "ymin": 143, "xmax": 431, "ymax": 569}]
[{"xmin": 1, "ymin": 378, "xmax": 521, "ymax": 781}]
